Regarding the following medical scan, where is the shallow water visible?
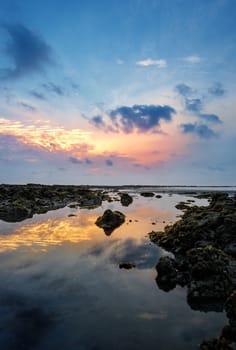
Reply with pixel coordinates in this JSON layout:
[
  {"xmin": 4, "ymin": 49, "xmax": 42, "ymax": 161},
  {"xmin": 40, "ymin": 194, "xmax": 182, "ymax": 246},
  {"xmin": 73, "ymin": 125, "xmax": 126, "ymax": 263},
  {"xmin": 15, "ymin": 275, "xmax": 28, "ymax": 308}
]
[{"xmin": 0, "ymin": 192, "xmax": 226, "ymax": 350}]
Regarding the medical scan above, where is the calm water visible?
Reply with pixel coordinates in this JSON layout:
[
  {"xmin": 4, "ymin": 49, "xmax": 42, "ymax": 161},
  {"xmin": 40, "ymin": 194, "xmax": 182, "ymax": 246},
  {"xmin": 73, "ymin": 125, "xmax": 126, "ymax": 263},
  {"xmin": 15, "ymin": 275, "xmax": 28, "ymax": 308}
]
[{"xmin": 0, "ymin": 192, "xmax": 226, "ymax": 350}]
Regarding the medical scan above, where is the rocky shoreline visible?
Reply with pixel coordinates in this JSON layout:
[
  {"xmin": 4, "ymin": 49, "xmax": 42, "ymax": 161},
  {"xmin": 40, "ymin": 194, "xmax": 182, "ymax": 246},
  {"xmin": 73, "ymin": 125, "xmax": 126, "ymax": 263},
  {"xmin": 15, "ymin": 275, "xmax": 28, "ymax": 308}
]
[
  {"xmin": 0, "ymin": 184, "xmax": 106, "ymax": 222},
  {"xmin": 149, "ymin": 192, "xmax": 236, "ymax": 349}
]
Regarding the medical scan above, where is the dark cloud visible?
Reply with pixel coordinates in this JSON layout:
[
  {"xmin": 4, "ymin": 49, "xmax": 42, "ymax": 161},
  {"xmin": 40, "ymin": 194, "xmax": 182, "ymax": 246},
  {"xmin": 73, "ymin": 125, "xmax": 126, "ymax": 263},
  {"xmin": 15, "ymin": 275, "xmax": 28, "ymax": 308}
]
[
  {"xmin": 19, "ymin": 102, "xmax": 37, "ymax": 112},
  {"xmin": 84, "ymin": 158, "xmax": 93, "ymax": 165},
  {"xmin": 208, "ymin": 82, "xmax": 225, "ymax": 97},
  {"xmin": 106, "ymin": 159, "xmax": 113, "ymax": 166},
  {"xmin": 185, "ymin": 98, "xmax": 202, "ymax": 113},
  {"xmin": 91, "ymin": 104, "xmax": 175, "ymax": 133},
  {"xmin": 176, "ymin": 83, "xmax": 223, "ymax": 133},
  {"xmin": 68, "ymin": 157, "xmax": 82, "ymax": 164},
  {"xmin": 42, "ymin": 82, "xmax": 65, "ymax": 96},
  {"xmin": 175, "ymin": 83, "xmax": 193, "ymax": 97},
  {"xmin": 29, "ymin": 90, "xmax": 47, "ymax": 101},
  {"xmin": 91, "ymin": 115, "xmax": 105, "ymax": 127},
  {"xmin": 0, "ymin": 24, "xmax": 53, "ymax": 79},
  {"xmin": 181, "ymin": 123, "xmax": 217, "ymax": 139},
  {"xmin": 199, "ymin": 113, "xmax": 222, "ymax": 124}
]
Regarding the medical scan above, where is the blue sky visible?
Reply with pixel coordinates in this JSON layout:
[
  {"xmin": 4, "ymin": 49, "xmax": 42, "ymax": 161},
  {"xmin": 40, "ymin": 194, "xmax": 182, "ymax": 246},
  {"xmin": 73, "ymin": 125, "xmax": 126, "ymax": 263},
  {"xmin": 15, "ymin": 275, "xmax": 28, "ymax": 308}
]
[{"xmin": 0, "ymin": 0, "xmax": 235, "ymax": 185}]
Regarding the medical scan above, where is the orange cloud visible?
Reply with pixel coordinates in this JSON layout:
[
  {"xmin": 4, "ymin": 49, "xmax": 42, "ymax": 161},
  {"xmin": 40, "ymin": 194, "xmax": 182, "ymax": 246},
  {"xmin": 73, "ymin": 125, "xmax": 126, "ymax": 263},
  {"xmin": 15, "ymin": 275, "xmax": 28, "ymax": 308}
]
[{"xmin": 0, "ymin": 116, "xmax": 188, "ymax": 167}]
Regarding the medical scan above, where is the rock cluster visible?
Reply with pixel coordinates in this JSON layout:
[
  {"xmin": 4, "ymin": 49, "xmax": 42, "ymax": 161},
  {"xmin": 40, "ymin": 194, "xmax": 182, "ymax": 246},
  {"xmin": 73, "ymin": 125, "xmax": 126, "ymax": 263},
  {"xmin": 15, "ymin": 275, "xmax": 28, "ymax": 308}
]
[
  {"xmin": 0, "ymin": 184, "xmax": 103, "ymax": 222},
  {"xmin": 149, "ymin": 192, "xmax": 236, "ymax": 349}
]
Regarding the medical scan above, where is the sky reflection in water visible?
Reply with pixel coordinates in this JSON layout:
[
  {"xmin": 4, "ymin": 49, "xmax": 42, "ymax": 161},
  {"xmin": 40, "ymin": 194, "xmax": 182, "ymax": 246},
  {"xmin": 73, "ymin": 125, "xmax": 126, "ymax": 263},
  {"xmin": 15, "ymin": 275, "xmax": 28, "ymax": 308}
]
[{"xmin": 0, "ymin": 193, "xmax": 226, "ymax": 350}]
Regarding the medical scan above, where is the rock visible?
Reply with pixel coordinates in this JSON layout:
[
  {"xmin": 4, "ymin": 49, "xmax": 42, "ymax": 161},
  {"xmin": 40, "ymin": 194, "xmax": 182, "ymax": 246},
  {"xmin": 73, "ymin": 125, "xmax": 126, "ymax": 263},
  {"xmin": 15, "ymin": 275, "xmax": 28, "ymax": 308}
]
[
  {"xmin": 175, "ymin": 202, "xmax": 190, "ymax": 210},
  {"xmin": 95, "ymin": 209, "xmax": 125, "ymax": 235},
  {"xmin": 225, "ymin": 291, "xmax": 236, "ymax": 327},
  {"xmin": 149, "ymin": 191, "xmax": 236, "ymax": 345},
  {"xmin": 155, "ymin": 256, "xmax": 177, "ymax": 292},
  {"xmin": 156, "ymin": 195, "xmax": 162, "ymax": 198},
  {"xmin": 200, "ymin": 337, "xmax": 234, "ymax": 350},
  {"xmin": 0, "ymin": 205, "xmax": 31, "ymax": 222},
  {"xmin": 0, "ymin": 184, "xmax": 104, "ymax": 222},
  {"xmin": 120, "ymin": 193, "xmax": 133, "ymax": 206},
  {"xmin": 119, "ymin": 262, "xmax": 136, "ymax": 269},
  {"xmin": 140, "ymin": 192, "xmax": 155, "ymax": 197},
  {"xmin": 221, "ymin": 325, "xmax": 236, "ymax": 342}
]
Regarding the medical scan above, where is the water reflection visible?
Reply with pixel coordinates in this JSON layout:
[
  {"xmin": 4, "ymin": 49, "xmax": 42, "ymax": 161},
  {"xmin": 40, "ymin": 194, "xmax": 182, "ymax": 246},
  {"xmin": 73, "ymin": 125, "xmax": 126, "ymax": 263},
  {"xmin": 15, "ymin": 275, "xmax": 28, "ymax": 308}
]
[{"xmin": 0, "ymin": 193, "xmax": 226, "ymax": 350}]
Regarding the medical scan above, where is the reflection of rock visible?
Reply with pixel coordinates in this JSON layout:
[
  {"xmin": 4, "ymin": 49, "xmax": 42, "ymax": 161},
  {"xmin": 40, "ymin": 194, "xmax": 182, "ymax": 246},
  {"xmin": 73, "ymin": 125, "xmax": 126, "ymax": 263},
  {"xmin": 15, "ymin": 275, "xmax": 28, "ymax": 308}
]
[
  {"xmin": 95, "ymin": 209, "xmax": 125, "ymax": 235},
  {"xmin": 140, "ymin": 192, "xmax": 155, "ymax": 197},
  {"xmin": 155, "ymin": 257, "xmax": 177, "ymax": 292},
  {"xmin": 119, "ymin": 262, "xmax": 136, "ymax": 269},
  {"xmin": 0, "ymin": 206, "xmax": 31, "ymax": 222},
  {"xmin": 120, "ymin": 193, "xmax": 133, "ymax": 207}
]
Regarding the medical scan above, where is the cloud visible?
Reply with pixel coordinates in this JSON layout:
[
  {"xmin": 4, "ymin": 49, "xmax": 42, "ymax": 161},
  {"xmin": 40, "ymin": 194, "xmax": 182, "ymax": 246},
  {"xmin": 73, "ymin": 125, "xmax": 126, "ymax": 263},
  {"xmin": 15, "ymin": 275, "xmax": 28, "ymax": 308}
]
[
  {"xmin": 68, "ymin": 157, "xmax": 82, "ymax": 164},
  {"xmin": 91, "ymin": 104, "xmax": 176, "ymax": 133},
  {"xmin": 85, "ymin": 158, "xmax": 93, "ymax": 164},
  {"xmin": 136, "ymin": 58, "xmax": 167, "ymax": 68},
  {"xmin": 185, "ymin": 98, "xmax": 202, "ymax": 113},
  {"xmin": 18, "ymin": 102, "xmax": 37, "ymax": 112},
  {"xmin": 29, "ymin": 90, "xmax": 47, "ymax": 100},
  {"xmin": 199, "ymin": 113, "xmax": 222, "ymax": 124},
  {"xmin": 183, "ymin": 55, "xmax": 202, "ymax": 63},
  {"xmin": 181, "ymin": 123, "xmax": 217, "ymax": 139},
  {"xmin": 175, "ymin": 84, "xmax": 193, "ymax": 97},
  {"xmin": 106, "ymin": 159, "xmax": 113, "ymax": 166},
  {"xmin": 176, "ymin": 83, "xmax": 223, "ymax": 127},
  {"xmin": 42, "ymin": 82, "xmax": 65, "ymax": 96},
  {"xmin": 0, "ymin": 24, "xmax": 53, "ymax": 79},
  {"xmin": 208, "ymin": 82, "xmax": 226, "ymax": 97}
]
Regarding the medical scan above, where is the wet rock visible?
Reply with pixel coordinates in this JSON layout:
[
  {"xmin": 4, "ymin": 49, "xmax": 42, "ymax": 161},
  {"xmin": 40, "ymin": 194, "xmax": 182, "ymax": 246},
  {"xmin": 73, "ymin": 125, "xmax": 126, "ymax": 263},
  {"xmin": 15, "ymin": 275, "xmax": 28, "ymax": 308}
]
[
  {"xmin": 0, "ymin": 205, "xmax": 31, "ymax": 222},
  {"xmin": 140, "ymin": 192, "xmax": 155, "ymax": 197},
  {"xmin": 200, "ymin": 337, "xmax": 234, "ymax": 350},
  {"xmin": 155, "ymin": 256, "xmax": 177, "ymax": 292},
  {"xmin": 0, "ymin": 184, "xmax": 104, "ymax": 222},
  {"xmin": 95, "ymin": 209, "xmax": 125, "ymax": 235},
  {"xmin": 225, "ymin": 291, "xmax": 236, "ymax": 327},
  {"xmin": 221, "ymin": 325, "xmax": 236, "ymax": 343},
  {"xmin": 149, "ymin": 192, "xmax": 236, "ymax": 346},
  {"xmin": 175, "ymin": 202, "xmax": 190, "ymax": 210},
  {"xmin": 120, "ymin": 193, "xmax": 133, "ymax": 207},
  {"xmin": 119, "ymin": 262, "xmax": 136, "ymax": 269}
]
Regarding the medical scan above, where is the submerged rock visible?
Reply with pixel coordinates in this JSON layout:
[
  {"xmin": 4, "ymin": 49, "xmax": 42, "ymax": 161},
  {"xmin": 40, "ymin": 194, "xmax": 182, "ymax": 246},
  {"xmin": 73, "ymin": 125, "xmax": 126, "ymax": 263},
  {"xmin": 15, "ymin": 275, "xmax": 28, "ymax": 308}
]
[{"xmin": 95, "ymin": 209, "xmax": 125, "ymax": 235}]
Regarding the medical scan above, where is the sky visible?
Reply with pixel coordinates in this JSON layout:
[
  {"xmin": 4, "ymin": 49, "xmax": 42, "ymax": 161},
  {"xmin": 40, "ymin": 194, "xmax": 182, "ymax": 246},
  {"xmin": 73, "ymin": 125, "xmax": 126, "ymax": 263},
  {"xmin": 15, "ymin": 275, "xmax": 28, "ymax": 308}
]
[{"xmin": 0, "ymin": 0, "xmax": 235, "ymax": 185}]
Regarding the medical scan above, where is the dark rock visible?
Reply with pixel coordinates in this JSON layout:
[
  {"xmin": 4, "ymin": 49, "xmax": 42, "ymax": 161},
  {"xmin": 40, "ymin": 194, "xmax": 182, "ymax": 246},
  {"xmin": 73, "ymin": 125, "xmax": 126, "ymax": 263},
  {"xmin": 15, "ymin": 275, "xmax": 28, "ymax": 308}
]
[
  {"xmin": 155, "ymin": 256, "xmax": 177, "ymax": 292},
  {"xmin": 225, "ymin": 291, "xmax": 236, "ymax": 327},
  {"xmin": 119, "ymin": 262, "xmax": 136, "ymax": 269},
  {"xmin": 140, "ymin": 192, "xmax": 155, "ymax": 197},
  {"xmin": 175, "ymin": 202, "xmax": 190, "ymax": 210},
  {"xmin": 149, "ymin": 191, "xmax": 236, "ymax": 346},
  {"xmin": 95, "ymin": 209, "xmax": 125, "ymax": 235},
  {"xmin": 120, "ymin": 193, "xmax": 133, "ymax": 207},
  {"xmin": 200, "ymin": 337, "xmax": 234, "ymax": 350},
  {"xmin": 156, "ymin": 195, "xmax": 162, "ymax": 198}
]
